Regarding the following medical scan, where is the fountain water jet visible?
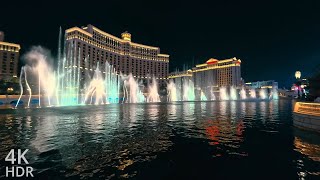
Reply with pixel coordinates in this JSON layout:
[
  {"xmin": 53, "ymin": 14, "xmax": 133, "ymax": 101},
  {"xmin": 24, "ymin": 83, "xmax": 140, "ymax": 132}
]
[
  {"xmin": 259, "ymin": 89, "xmax": 267, "ymax": 99},
  {"xmin": 272, "ymin": 88, "xmax": 279, "ymax": 100},
  {"xmin": 200, "ymin": 91, "xmax": 207, "ymax": 101},
  {"xmin": 230, "ymin": 86, "xmax": 237, "ymax": 100},
  {"xmin": 219, "ymin": 87, "xmax": 229, "ymax": 100},
  {"xmin": 240, "ymin": 88, "xmax": 247, "ymax": 100},
  {"xmin": 210, "ymin": 89, "xmax": 216, "ymax": 101},
  {"xmin": 249, "ymin": 89, "xmax": 256, "ymax": 99},
  {"xmin": 16, "ymin": 45, "xmax": 121, "ymax": 107},
  {"xmin": 146, "ymin": 77, "xmax": 160, "ymax": 102},
  {"xmin": 167, "ymin": 79, "xmax": 177, "ymax": 102},
  {"xmin": 124, "ymin": 74, "xmax": 145, "ymax": 103},
  {"xmin": 182, "ymin": 79, "xmax": 195, "ymax": 101},
  {"xmin": 83, "ymin": 63, "xmax": 107, "ymax": 105}
]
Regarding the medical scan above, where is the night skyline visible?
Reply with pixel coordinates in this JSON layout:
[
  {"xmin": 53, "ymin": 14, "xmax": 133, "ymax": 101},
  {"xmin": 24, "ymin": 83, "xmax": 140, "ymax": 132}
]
[{"xmin": 1, "ymin": 0, "xmax": 320, "ymax": 87}]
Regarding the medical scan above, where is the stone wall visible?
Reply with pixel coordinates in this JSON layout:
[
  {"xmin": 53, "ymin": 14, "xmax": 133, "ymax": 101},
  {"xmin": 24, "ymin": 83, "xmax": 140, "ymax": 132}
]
[{"xmin": 293, "ymin": 113, "xmax": 320, "ymax": 132}]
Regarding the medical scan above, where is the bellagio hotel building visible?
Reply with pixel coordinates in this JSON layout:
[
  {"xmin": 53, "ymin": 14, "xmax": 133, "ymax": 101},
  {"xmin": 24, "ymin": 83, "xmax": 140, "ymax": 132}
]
[{"xmin": 65, "ymin": 24, "xmax": 169, "ymax": 87}]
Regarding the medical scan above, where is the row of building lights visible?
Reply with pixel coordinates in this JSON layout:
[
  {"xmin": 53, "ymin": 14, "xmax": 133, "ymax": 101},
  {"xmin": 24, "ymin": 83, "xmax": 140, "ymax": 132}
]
[
  {"xmin": 67, "ymin": 35, "xmax": 169, "ymax": 62},
  {"xmin": 64, "ymin": 66, "xmax": 168, "ymax": 79}
]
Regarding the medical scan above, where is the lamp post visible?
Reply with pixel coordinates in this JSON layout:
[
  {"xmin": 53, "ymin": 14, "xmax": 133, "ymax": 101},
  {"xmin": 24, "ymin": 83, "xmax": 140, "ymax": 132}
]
[
  {"xmin": 295, "ymin": 71, "xmax": 302, "ymax": 99},
  {"xmin": 295, "ymin": 71, "xmax": 301, "ymax": 80}
]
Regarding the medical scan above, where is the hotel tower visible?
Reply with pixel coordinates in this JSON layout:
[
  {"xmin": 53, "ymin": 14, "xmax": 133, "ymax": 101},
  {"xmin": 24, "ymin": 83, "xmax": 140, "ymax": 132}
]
[
  {"xmin": 0, "ymin": 32, "xmax": 20, "ymax": 81},
  {"xmin": 65, "ymin": 25, "xmax": 169, "ymax": 88},
  {"xmin": 169, "ymin": 57, "xmax": 242, "ymax": 100}
]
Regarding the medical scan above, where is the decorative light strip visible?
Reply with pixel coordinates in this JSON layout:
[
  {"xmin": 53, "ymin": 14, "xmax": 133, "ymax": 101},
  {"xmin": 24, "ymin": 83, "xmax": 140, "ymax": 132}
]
[
  {"xmin": 0, "ymin": 42, "xmax": 21, "ymax": 50},
  {"xmin": 192, "ymin": 64, "xmax": 240, "ymax": 73},
  {"xmin": 67, "ymin": 26, "xmax": 166, "ymax": 52},
  {"xmin": 294, "ymin": 102, "xmax": 320, "ymax": 116},
  {"xmin": 196, "ymin": 63, "xmax": 207, "ymax": 67},
  {"xmin": 195, "ymin": 58, "xmax": 239, "ymax": 68},
  {"xmin": 217, "ymin": 59, "xmax": 235, "ymax": 63},
  {"xmin": 169, "ymin": 63, "xmax": 240, "ymax": 79},
  {"xmin": 92, "ymin": 27, "xmax": 123, "ymax": 41},
  {"xmin": 65, "ymin": 27, "xmax": 93, "ymax": 37},
  {"xmin": 261, "ymin": 86, "xmax": 273, "ymax": 89},
  {"xmin": 168, "ymin": 73, "xmax": 193, "ymax": 79},
  {"xmin": 92, "ymin": 26, "xmax": 160, "ymax": 50},
  {"xmin": 158, "ymin": 54, "xmax": 170, "ymax": 57},
  {"xmin": 66, "ymin": 35, "xmax": 169, "ymax": 62}
]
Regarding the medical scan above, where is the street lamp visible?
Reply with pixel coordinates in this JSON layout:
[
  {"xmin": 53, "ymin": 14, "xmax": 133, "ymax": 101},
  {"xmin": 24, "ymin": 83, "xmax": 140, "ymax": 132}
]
[{"xmin": 295, "ymin": 71, "xmax": 301, "ymax": 79}]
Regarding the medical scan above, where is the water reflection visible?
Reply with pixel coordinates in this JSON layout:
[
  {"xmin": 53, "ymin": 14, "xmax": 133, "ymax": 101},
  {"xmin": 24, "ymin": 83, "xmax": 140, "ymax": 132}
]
[
  {"xmin": 146, "ymin": 104, "xmax": 159, "ymax": 121},
  {"xmin": 182, "ymin": 102, "xmax": 196, "ymax": 127},
  {"xmin": 31, "ymin": 115, "xmax": 58, "ymax": 153},
  {"xmin": 0, "ymin": 100, "xmax": 319, "ymax": 179},
  {"xmin": 167, "ymin": 103, "xmax": 177, "ymax": 121},
  {"xmin": 293, "ymin": 129, "xmax": 320, "ymax": 179}
]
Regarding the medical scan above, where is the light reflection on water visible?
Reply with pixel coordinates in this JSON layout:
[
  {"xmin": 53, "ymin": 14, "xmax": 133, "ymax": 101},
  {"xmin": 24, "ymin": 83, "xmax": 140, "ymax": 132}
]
[{"xmin": 0, "ymin": 100, "xmax": 319, "ymax": 179}]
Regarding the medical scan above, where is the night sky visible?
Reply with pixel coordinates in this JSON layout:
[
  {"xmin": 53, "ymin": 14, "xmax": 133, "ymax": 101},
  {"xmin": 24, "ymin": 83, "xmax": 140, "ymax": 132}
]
[{"xmin": 1, "ymin": 0, "xmax": 320, "ymax": 88}]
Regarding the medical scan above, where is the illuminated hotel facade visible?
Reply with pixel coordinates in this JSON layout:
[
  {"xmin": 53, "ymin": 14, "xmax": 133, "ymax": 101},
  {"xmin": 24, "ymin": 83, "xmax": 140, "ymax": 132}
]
[
  {"xmin": 65, "ymin": 24, "xmax": 169, "ymax": 87},
  {"xmin": 245, "ymin": 80, "xmax": 278, "ymax": 89},
  {"xmin": 0, "ymin": 32, "xmax": 20, "ymax": 81},
  {"xmin": 169, "ymin": 57, "xmax": 242, "ymax": 100}
]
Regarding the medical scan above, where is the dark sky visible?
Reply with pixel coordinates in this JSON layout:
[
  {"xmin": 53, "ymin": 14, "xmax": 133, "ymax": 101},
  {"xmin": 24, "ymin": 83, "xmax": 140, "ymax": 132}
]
[{"xmin": 1, "ymin": 0, "xmax": 320, "ymax": 88}]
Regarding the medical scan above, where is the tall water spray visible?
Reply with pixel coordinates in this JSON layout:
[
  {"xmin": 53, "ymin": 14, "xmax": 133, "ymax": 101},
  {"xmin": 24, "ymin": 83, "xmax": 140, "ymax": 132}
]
[
  {"xmin": 167, "ymin": 80, "xmax": 177, "ymax": 102},
  {"xmin": 146, "ymin": 77, "xmax": 160, "ymax": 102},
  {"xmin": 16, "ymin": 28, "xmax": 121, "ymax": 107},
  {"xmin": 272, "ymin": 88, "xmax": 279, "ymax": 100},
  {"xmin": 200, "ymin": 91, "xmax": 207, "ymax": 101},
  {"xmin": 104, "ymin": 62, "xmax": 121, "ymax": 103},
  {"xmin": 83, "ymin": 63, "xmax": 107, "ymax": 105},
  {"xmin": 210, "ymin": 89, "xmax": 216, "ymax": 100},
  {"xmin": 182, "ymin": 79, "xmax": 195, "ymax": 101},
  {"xmin": 240, "ymin": 88, "xmax": 247, "ymax": 100},
  {"xmin": 15, "ymin": 47, "xmax": 58, "ymax": 107},
  {"xmin": 124, "ymin": 74, "xmax": 145, "ymax": 103},
  {"xmin": 259, "ymin": 89, "xmax": 267, "ymax": 99},
  {"xmin": 219, "ymin": 87, "xmax": 229, "ymax": 100},
  {"xmin": 249, "ymin": 89, "xmax": 256, "ymax": 99},
  {"xmin": 230, "ymin": 86, "xmax": 237, "ymax": 100}
]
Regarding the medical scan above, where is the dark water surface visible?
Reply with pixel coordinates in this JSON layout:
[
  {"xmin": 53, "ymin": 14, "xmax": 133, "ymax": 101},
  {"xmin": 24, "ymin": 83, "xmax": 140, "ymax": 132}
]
[{"xmin": 0, "ymin": 100, "xmax": 319, "ymax": 179}]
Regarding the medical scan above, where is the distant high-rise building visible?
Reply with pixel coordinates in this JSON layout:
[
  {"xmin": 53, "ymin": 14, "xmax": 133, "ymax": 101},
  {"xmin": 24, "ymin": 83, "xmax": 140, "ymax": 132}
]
[
  {"xmin": 245, "ymin": 80, "xmax": 278, "ymax": 89},
  {"xmin": 192, "ymin": 58, "xmax": 242, "ymax": 87},
  {"xmin": 64, "ymin": 24, "xmax": 169, "ymax": 87},
  {"xmin": 169, "ymin": 57, "xmax": 242, "ymax": 100},
  {"xmin": 0, "ymin": 32, "xmax": 20, "ymax": 81}
]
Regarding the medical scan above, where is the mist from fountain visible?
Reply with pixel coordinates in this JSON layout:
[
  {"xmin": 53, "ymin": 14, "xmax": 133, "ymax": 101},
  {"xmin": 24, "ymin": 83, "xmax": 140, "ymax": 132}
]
[
  {"xmin": 249, "ymin": 88, "xmax": 256, "ymax": 99},
  {"xmin": 259, "ymin": 89, "xmax": 267, "ymax": 99},
  {"xmin": 58, "ymin": 41, "xmax": 81, "ymax": 106},
  {"xmin": 182, "ymin": 79, "xmax": 195, "ymax": 101},
  {"xmin": 16, "ymin": 45, "xmax": 120, "ymax": 107},
  {"xmin": 14, "ymin": 28, "xmax": 280, "ymax": 107},
  {"xmin": 240, "ymin": 88, "xmax": 247, "ymax": 100},
  {"xmin": 146, "ymin": 77, "xmax": 160, "ymax": 102},
  {"xmin": 230, "ymin": 86, "xmax": 237, "ymax": 100},
  {"xmin": 123, "ymin": 74, "xmax": 145, "ymax": 103},
  {"xmin": 104, "ymin": 63, "xmax": 121, "ymax": 103},
  {"xmin": 83, "ymin": 63, "xmax": 107, "ymax": 105},
  {"xmin": 210, "ymin": 89, "xmax": 216, "ymax": 100},
  {"xmin": 272, "ymin": 88, "xmax": 279, "ymax": 100},
  {"xmin": 219, "ymin": 87, "xmax": 229, "ymax": 100},
  {"xmin": 167, "ymin": 79, "xmax": 177, "ymax": 102},
  {"xmin": 16, "ymin": 47, "xmax": 59, "ymax": 107},
  {"xmin": 200, "ymin": 90, "xmax": 207, "ymax": 101}
]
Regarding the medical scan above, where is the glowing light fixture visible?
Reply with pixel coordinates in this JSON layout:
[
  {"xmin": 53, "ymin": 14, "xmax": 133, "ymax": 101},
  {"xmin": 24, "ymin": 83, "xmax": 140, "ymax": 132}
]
[{"xmin": 295, "ymin": 71, "xmax": 301, "ymax": 79}]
